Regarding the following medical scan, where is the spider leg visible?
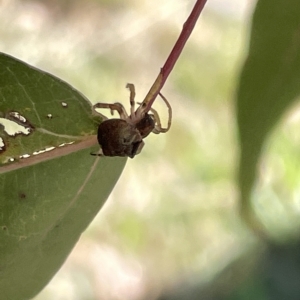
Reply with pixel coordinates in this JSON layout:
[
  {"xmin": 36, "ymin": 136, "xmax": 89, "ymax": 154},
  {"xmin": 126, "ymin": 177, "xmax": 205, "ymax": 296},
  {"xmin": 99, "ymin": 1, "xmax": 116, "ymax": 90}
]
[
  {"xmin": 126, "ymin": 83, "xmax": 136, "ymax": 117},
  {"xmin": 90, "ymin": 148, "xmax": 104, "ymax": 156},
  {"xmin": 156, "ymin": 92, "xmax": 172, "ymax": 133},
  {"xmin": 147, "ymin": 107, "xmax": 163, "ymax": 134},
  {"xmin": 137, "ymin": 93, "xmax": 172, "ymax": 134},
  {"xmin": 93, "ymin": 102, "xmax": 129, "ymax": 119}
]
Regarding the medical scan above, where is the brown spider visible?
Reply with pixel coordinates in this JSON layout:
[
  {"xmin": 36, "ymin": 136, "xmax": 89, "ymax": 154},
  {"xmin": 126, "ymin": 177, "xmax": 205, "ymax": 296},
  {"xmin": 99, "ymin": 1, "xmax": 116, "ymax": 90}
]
[{"xmin": 92, "ymin": 83, "xmax": 172, "ymax": 158}]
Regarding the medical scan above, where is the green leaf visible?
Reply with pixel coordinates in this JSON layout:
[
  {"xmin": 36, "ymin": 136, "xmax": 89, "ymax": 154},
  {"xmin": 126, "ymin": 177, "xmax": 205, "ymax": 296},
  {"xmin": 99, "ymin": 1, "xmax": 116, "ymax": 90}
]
[
  {"xmin": 236, "ymin": 0, "xmax": 300, "ymax": 229},
  {"xmin": 0, "ymin": 53, "xmax": 102, "ymax": 164},
  {"xmin": 0, "ymin": 53, "xmax": 127, "ymax": 299}
]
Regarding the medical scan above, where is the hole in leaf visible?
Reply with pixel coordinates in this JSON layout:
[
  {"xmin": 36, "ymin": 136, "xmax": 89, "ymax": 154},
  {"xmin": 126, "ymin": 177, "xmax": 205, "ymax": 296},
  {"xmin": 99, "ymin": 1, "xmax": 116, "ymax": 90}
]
[
  {"xmin": 7, "ymin": 111, "xmax": 27, "ymax": 123},
  {"xmin": 0, "ymin": 117, "xmax": 32, "ymax": 136},
  {"xmin": 32, "ymin": 147, "xmax": 54, "ymax": 156},
  {"xmin": 0, "ymin": 137, "xmax": 5, "ymax": 152},
  {"xmin": 58, "ymin": 141, "xmax": 75, "ymax": 147}
]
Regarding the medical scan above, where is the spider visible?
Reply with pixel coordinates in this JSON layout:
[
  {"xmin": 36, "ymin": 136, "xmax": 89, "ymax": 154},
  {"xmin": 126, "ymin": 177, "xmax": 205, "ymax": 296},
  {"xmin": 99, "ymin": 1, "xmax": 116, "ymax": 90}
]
[{"xmin": 92, "ymin": 83, "xmax": 172, "ymax": 158}]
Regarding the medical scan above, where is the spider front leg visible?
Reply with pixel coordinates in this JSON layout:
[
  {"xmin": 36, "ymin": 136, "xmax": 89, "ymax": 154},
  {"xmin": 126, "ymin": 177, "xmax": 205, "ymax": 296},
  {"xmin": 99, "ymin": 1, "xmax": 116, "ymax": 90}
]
[
  {"xmin": 93, "ymin": 102, "xmax": 129, "ymax": 120},
  {"xmin": 126, "ymin": 83, "xmax": 136, "ymax": 117},
  {"xmin": 152, "ymin": 93, "xmax": 172, "ymax": 133},
  {"xmin": 137, "ymin": 93, "xmax": 172, "ymax": 134},
  {"xmin": 126, "ymin": 82, "xmax": 146, "ymax": 125}
]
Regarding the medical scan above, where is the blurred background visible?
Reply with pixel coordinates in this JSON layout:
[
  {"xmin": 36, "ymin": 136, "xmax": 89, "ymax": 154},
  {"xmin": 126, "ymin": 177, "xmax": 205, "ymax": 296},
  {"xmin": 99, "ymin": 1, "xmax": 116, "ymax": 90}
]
[{"xmin": 6, "ymin": 0, "xmax": 300, "ymax": 299}]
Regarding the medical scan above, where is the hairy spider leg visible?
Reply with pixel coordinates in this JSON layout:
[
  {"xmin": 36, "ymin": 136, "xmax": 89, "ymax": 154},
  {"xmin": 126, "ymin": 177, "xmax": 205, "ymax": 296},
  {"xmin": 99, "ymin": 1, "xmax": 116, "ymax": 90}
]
[{"xmin": 93, "ymin": 102, "xmax": 129, "ymax": 119}]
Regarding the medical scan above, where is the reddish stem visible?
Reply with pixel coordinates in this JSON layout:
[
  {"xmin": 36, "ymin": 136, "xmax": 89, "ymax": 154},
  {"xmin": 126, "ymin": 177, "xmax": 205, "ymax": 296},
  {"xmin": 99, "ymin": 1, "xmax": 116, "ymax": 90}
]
[{"xmin": 141, "ymin": 0, "xmax": 208, "ymax": 112}]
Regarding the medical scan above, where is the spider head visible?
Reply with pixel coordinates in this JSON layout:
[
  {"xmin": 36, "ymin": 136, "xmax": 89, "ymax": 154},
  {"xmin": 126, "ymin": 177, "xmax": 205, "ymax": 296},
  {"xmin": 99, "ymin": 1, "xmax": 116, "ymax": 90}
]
[{"xmin": 135, "ymin": 113, "xmax": 155, "ymax": 138}]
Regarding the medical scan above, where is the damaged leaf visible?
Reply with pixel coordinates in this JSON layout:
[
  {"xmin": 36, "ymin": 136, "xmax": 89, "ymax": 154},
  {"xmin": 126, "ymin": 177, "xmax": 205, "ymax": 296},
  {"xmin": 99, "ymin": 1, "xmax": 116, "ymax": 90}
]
[
  {"xmin": 0, "ymin": 53, "xmax": 100, "ymax": 164},
  {"xmin": 0, "ymin": 53, "xmax": 126, "ymax": 299}
]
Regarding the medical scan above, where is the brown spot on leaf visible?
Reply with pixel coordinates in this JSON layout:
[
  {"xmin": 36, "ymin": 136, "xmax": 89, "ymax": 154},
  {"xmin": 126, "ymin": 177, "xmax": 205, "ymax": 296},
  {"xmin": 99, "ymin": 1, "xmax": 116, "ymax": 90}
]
[{"xmin": 19, "ymin": 192, "xmax": 26, "ymax": 200}]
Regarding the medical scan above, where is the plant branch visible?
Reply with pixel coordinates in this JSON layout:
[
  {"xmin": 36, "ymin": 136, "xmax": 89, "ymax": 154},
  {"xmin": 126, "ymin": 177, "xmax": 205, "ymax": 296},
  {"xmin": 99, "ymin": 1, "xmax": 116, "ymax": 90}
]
[{"xmin": 140, "ymin": 0, "xmax": 208, "ymax": 112}]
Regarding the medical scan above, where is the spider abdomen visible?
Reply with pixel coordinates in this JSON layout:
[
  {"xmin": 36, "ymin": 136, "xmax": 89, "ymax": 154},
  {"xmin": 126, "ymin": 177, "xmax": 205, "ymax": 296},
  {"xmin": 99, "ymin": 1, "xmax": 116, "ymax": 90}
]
[{"xmin": 97, "ymin": 119, "xmax": 144, "ymax": 158}]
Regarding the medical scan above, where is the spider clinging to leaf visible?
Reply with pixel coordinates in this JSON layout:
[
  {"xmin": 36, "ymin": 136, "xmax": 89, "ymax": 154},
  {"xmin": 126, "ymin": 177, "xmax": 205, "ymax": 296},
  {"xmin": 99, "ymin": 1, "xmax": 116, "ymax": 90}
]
[{"xmin": 92, "ymin": 83, "xmax": 172, "ymax": 158}]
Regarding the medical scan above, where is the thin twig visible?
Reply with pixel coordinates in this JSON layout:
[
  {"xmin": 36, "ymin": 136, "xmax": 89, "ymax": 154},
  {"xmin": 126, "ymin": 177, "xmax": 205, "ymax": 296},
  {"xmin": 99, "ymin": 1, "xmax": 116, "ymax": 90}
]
[{"xmin": 139, "ymin": 0, "xmax": 208, "ymax": 113}]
